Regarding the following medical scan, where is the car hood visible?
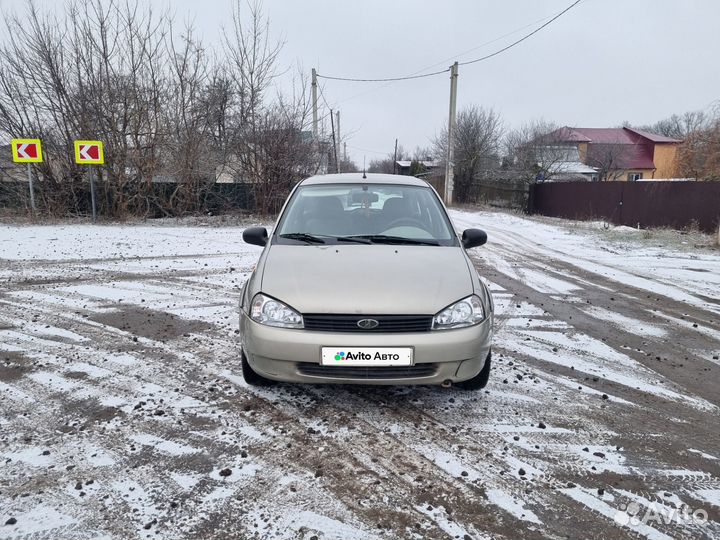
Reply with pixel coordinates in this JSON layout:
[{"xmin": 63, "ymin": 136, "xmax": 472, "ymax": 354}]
[{"xmin": 260, "ymin": 244, "xmax": 474, "ymax": 315}]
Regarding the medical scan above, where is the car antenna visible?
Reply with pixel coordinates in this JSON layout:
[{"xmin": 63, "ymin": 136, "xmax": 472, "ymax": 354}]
[{"xmin": 362, "ymin": 156, "xmax": 367, "ymax": 179}]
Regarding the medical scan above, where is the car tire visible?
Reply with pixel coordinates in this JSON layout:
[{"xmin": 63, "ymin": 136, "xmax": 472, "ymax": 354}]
[
  {"xmin": 455, "ymin": 350, "xmax": 491, "ymax": 390},
  {"xmin": 241, "ymin": 350, "xmax": 275, "ymax": 386}
]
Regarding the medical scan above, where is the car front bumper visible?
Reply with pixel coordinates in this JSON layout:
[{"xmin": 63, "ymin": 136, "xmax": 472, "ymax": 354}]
[{"xmin": 239, "ymin": 312, "xmax": 493, "ymax": 385}]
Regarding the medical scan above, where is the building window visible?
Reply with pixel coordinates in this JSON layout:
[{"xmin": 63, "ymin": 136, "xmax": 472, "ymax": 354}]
[{"xmin": 628, "ymin": 172, "xmax": 643, "ymax": 181}]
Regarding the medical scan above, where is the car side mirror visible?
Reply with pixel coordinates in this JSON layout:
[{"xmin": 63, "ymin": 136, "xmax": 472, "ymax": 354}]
[
  {"xmin": 462, "ymin": 228, "xmax": 487, "ymax": 249},
  {"xmin": 243, "ymin": 227, "xmax": 268, "ymax": 247}
]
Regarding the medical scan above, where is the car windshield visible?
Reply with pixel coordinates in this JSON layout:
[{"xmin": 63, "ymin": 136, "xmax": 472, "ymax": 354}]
[{"xmin": 275, "ymin": 184, "xmax": 457, "ymax": 246}]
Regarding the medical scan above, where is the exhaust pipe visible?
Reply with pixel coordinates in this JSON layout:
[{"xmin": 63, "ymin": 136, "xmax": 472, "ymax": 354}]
[{"xmin": 441, "ymin": 379, "xmax": 452, "ymax": 388}]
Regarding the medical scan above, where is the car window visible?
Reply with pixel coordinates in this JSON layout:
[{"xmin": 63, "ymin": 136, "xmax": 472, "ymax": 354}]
[{"xmin": 275, "ymin": 184, "xmax": 457, "ymax": 246}]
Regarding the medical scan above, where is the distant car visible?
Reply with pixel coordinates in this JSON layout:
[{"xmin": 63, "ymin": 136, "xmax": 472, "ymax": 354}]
[{"xmin": 239, "ymin": 173, "xmax": 493, "ymax": 389}]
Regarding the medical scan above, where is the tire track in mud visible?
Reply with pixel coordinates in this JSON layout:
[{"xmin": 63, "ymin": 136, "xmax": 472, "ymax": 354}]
[
  {"xmin": 0, "ymin": 285, "xmax": 616, "ymax": 538},
  {"xmin": 462, "ymin": 221, "xmax": 720, "ymax": 538},
  {"xmin": 472, "ymin": 221, "xmax": 719, "ymax": 321},
  {"xmin": 1, "ymin": 296, "xmax": 483, "ymax": 538},
  {"xmin": 3, "ymin": 287, "xmax": 492, "ymax": 538},
  {"xmin": 12, "ymin": 298, "xmax": 696, "ymax": 536},
  {"xmin": 470, "ymin": 240, "xmax": 720, "ymax": 407}
]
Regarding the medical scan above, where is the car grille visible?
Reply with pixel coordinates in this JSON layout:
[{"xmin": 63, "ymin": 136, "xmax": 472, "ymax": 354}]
[
  {"xmin": 303, "ymin": 314, "xmax": 432, "ymax": 333},
  {"xmin": 297, "ymin": 363, "xmax": 438, "ymax": 379}
]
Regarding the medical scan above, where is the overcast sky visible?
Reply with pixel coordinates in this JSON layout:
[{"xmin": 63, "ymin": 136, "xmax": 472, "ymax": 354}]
[{"xmin": 2, "ymin": 0, "xmax": 719, "ymax": 165}]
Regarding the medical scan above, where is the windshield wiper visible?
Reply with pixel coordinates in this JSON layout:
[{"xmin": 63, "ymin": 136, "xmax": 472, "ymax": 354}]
[
  {"xmin": 343, "ymin": 235, "xmax": 440, "ymax": 246},
  {"xmin": 335, "ymin": 236, "xmax": 372, "ymax": 244},
  {"xmin": 278, "ymin": 233, "xmax": 326, "ymax": 244}
]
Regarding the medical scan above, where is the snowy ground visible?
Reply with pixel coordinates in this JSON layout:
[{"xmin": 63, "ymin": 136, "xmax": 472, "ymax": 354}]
[{"xmin": 0, "ymin": 210, "xmax": 719, "ymax": 540}]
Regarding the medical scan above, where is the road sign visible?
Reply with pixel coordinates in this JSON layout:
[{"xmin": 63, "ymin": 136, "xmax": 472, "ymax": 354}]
[
  {"xmin": 74, "ymin": 140, "xmax": 104, "ymax": 165},
  {"xmin": 11, "ymin": 139, "xmax": 43, "ymax": 163}
]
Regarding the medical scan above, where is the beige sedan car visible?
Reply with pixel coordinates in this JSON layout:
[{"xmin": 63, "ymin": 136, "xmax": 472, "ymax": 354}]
[{"xmin": 239, "ymin": 173, "xmax": 493, "ymax": 390}]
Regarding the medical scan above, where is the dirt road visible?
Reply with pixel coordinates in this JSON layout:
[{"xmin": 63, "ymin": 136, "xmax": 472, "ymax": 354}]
[{"xmin": 1, "ymin": 211, "xmax": 719, "ymax": 539}]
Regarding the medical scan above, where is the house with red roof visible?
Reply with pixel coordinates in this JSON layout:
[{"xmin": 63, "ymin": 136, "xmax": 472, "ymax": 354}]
[{"xmin": 546, "ymin": 126, "xmax": 682, "ymax": 181}]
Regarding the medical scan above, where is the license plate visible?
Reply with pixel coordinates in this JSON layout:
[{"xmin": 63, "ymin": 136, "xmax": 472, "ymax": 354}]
[{"xmin": 321, "ymin": 347, "xmax": 413, "ymax": 366}]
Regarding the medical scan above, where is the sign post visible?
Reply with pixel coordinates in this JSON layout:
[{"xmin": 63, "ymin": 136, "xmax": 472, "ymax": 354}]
[
  {"xmin": 11, "ymin": 139, "xmax": 43, "ymax": 213},
  {"xmin": 89, "ymin": 169, "xmax": 97, "ymax": 223},
  {"xmin": 74, "ymin": 140, "xmax": 104, "ymax": 222},
  {"xmin": 27, "ymin": 164, "xmax": 36, "ymax": 213}
]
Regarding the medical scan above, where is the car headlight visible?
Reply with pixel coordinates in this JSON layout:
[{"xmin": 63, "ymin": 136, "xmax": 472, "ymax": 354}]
[
  {"xmin": 250, "ymin": 293, "xmax": 303, "ymax": 328},
  {"xmin": 432, "ymin": 295, "xmax": 486, "ymax": 330}
]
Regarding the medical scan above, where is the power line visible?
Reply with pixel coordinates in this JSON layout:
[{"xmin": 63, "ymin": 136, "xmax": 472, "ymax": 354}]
[
  {"xmin": 410, "ymin": 13, "xmax": 560, "ymax": 76},
  {"xmin": 459, "ymin": 0, "xmax": 583, "ymax": 66},
  {"xmin": 313, "ymin": 82, "xmax": 336, "ymax": 125},
  {"xmin": 316, "ymin": 0, "xmax": 583, "ymax": 83},
  {"xmin": 316, "ymin": 84, "xmax": 338, "ymax": 127},
  {"xmin": 316, "ymin": 67, "xmax": 450, "ymax": 83},
  {"xmin": 314, "ymin": 11, "xmax": 565, "ymax": 109},
  {"xmin": 316, "ymin": 82, "xmax": 332, "ymax": 111}
]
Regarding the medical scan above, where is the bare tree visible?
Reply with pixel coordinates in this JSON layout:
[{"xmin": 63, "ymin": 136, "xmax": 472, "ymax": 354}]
[
  {"xmin": 64, "ymin": 0, "xmax": 171, "ymax": 215},
  {"xmin": 236, "ymin": 99, "xmax": 319, "ymax": 215},
  {"xmin": 411, "ymin": 146, "xmax": 434, "ymax": 161},
  {"xmin": 222, "ymin": 0, "xmax": 282, "ymax": 128},
  {"xmin": 163, "ymin": 23, "xmax": 219, "ymax": 214},
  {"xmin": 220, "ymin": 1, "xmax": 324, "ymax": 215},
  {"xmin": 367, "ymin": 158, "xmax": 394, "ymax": 174},
  {"xmin": 676, "ymin": 106, "xmax": 720, "ymax": 180},
  {"xmin": 584, "ymin": 143, "xmax": 637, "ymax": 181},
  {"xmin": 0, "ymin": 0, "xmax": 172, "ymax": 217},
  {"xmin": 0, "ymin": 1, "xmax": 83, "ymax": 213},
  {"xmin": 367, "ymin": 144, "xmax": 408, "ymax": 174},
  {"xmin": 434, "ymin": 106, "xmax": 503, "ymax": 202},
  {"xmin": 338, "ymin": 156, "xmax": 359, "ymax": 173},
  {"xmin": 503, "ymin": 119, "xmax": 566, "ymax": 183},
  {"xmin": 0, "ymin": 0, "xmax": 324, "ymax": 218},
  {"xmin": 634, "ymin": 106, "xmax": 720, "ymax": 180},
  {"xmin": 637, "ymin": 110, "xmax": 709, "ymax": 140}
]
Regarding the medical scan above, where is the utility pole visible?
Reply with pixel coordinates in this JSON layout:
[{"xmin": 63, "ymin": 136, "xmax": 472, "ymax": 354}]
[
  {"xmin": 336, "ymin": 110, "xmax": 341, "ymax": 170},
  {"xmin": 311, "ymin": 68, "xmax": 318, "ymax": 140},
  {"xmin": 330, "ymin": 109, "xmax": 339, "ymax": 173},
  {"xmin": 393, "ymin": 138, "xmax": 398, "ymax": 175},
  {"xmin": 444, "ymin": 61, "xmax": 459, "ymax": 205}
]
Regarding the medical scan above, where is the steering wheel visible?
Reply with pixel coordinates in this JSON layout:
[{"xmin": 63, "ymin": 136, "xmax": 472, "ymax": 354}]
[{"xmin": 384, "ymin": 217, "xmax": 427, "ymax": 230}]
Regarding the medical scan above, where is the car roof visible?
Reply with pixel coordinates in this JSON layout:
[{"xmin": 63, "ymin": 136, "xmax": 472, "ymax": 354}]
[{"xmin": 301, "ymin": 173, "xmax": 430, "ymax": 187}]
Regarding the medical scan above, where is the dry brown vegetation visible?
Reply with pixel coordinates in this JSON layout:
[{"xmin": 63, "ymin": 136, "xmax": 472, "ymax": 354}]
[{"xmin": 0, "ymin": 0, "xmax": 321, "ymax": 218}]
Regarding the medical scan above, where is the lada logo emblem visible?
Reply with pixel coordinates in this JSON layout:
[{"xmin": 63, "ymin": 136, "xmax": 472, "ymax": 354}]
[{"xmin": 357, "ymin": 318, "xmax": 379, "ymax": 330}]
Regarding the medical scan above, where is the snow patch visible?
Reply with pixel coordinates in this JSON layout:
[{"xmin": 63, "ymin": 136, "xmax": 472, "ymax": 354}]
[
  {"xmin": 486, "ymin": 488, "xmax": 542, "ymax": 524},
  {"xmin": 0, "ymin": 505, "xmax": 77, "ymax": 536},
  {"xmin": 583, "ymin": 306, "xmax": 668, "ymax": 338},
  {"xmin": 692, "ymin": 489, "xmax": 720, "ymax": 507},
  {"xmin": 130, "ymin": 433, "xmax": 199, "ymax": 456}
]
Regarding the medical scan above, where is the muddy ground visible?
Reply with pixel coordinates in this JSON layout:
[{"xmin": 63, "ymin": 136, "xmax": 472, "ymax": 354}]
[{"xmin": 0, "ymin": 211, "xmax": 719, "ymax": 539}]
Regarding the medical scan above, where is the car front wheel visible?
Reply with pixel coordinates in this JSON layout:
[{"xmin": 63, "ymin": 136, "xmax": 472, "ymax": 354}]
[{"xmin": 455, "ymin": 350, "xmax": 491, "ymax": 391}]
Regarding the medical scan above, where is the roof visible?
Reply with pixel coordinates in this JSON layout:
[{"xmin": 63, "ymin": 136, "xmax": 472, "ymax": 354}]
[
  {"xmin": 551, "ymin": 126, "xmax": 682, "ymax": 145},
  {"xmin": 302, "ymin": 172, "xmax": 429, "ymax": 187},
  {"xmin": 548, "ymin": 127, "xmax": 592, "ymax": 143},
  {"xmin": 571, "ymin": 128, "xmax": 636, "ymax": 144},
  {"xmin": 623, "ymin": 127, "xmax": 681, "ymax": 144}
]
